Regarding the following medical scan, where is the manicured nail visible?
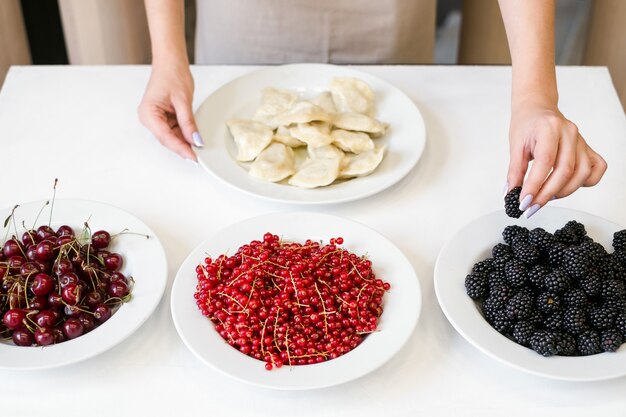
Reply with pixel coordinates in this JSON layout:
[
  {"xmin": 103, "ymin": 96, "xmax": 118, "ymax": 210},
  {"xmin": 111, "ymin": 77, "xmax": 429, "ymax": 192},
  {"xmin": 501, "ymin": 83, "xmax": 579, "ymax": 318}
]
[
  {"xmin": 502, "ymin": 181, "xmax": 509, "ymax": 198},
  {"xmin": 185, "ymin": 158, "xmax": 199, "ymax": 167},
  {"xmin": 519, "ymin": 194, "xmax": 533, "ymax": 211},
  {"xmin": 192, "ymin": 131, "xmax": 204, "ymax": 147},
  {"xmin": 524, "ymin": 204, "xmax": 541, "ymax": 219}
]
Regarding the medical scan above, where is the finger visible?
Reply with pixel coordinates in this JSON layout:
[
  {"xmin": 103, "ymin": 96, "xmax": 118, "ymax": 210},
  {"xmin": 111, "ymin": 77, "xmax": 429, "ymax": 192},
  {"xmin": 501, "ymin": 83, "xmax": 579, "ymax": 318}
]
[
  {"xmin": 582, "ymin": 144, "xmax": 607, "ymax": 187},
  {"xmin": 506, "ymin": 139, "xmax": 530, "ymax": 193},
  {"xmin": 531, "ymin": 130, "xmax": 578, "ymax": 207},
  {"xmin": 519, "ymin": 128, "xmax": 559, "ymax": 207},
  {"xmin": 172, "ymin": 95, "xmax": 203, "ymax": 148},
  {"xmin": 554, "ymin": 140, "xmax": 592, "ymax": 198},
  {"xmin": 144, "ymin": 108, "xmax": 197, "ymax": 161}
]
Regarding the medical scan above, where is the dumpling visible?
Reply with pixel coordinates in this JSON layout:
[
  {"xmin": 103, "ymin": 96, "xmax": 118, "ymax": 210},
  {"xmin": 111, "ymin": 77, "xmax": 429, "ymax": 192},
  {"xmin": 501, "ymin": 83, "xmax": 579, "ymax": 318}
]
[
  {"xmin": 273, "ymin": 126, "xmax": 305, "ymax": 147},
  {"xmin": 289, "ymin": 121, "xmax": 333, "ymax": 148},
  {"xmin": 339, "ymin": 146, "xmax": 385, "ymax": 178},
  {"xmin": 331, "ymin": 129, "xmax": 374, "ymax": 154},
  {"xmin": 253, "ymin": 87, "xmax": 299, "ymax": 128},
  {"xmin": 330, "ymin": 77, "xmax": 375, "ymax": 116},
  {"xmin": 226, "ymin": 119, "xmax": 273, "ymax": 162},
  {"xmin": 249, "ymin": 142, "xmax": 295, "ymax": 182},
  {"xmin": 288, "ymin": 157, "xmax": 340, "ymax": 189},
  {"xmin": 274, "ymin": 101, "xmax": 332, "ymax": 126},
  {"xmin": 308, "ymin": 144, "xmax": 344, "ymax": 160},
  {"xmin": 310, "ymin": 91, "xmax": 337, "ymax": 114},
  {"xmin": 333, "ymin": 112, "xmax": 386, "ymax": 135}
]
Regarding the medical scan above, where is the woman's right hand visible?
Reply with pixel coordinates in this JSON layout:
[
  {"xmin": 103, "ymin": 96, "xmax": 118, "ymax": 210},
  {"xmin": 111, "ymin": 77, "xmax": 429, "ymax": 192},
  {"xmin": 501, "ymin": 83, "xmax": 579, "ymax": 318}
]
[{"xmin": 138, "ymin": 61, "xmax": 203, "ymax": 161}]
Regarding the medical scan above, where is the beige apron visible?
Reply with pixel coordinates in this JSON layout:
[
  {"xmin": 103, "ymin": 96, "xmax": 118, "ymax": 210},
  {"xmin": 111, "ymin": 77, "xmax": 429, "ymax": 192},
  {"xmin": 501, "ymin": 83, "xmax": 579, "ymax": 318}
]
[{"xmin": 194, "ymin": 0, "xmax": 436, "ymax": 64}]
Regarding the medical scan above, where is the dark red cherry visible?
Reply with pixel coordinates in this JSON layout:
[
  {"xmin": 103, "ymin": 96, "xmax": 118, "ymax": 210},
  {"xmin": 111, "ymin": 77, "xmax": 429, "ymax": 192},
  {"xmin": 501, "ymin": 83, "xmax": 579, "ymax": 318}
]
[
  {"xmin": 35, "ymin": 240, "xmax": 55, "ymax": 261},
  {"xmin": 3, "ymin": 308, "xmax": 26, "ymax": 330},
  {"xmin": 36, "ymin": 225, "xmax": 55, "ymax": 242},
  {"xmin": 34, "ymin": 327, "xmax": 55, "ymax": 346},
  {"xmin": 3, "ymin": 239, "xmax": 22, "ymax": 258},
  {"xmin": 35, "ymin": 310, "xmax": 58, "ymax": 328},
  {"xmin": 104, "ymin": 253, "xmax": 123, "ymax": 271},
  {"xmin": 77, "ymin": 313, "xmax": 95, "ymax": 333},
  {"xmin": 108, "ymin": 280, "xmax": 129, "ymax": 298},
  {"xmin": 91, "ymin": 230, "xmax": 111, "ymax": 249},
  {"xmin": 31, "ymin": 273, "xmax": 55, "ymax": 296},
  {"xmin": 62, "ymin": 317, "xmax": 84, "ymax": 339},
  {"xmin": 12, "ymin": 328, "xmax": 34, "ymax": 346},
  {"xmin": 93, "ymin": 304, "xmax": 112, "ymax": 323},
  {"xmin": 56, "ymin": 225, "xmax": 74, "ymax": 237},
  {"xmin": 61, "ymin": 283, "xmax": 82, "ymax": 305},
  {"xmin": 21, "ymin": 231, "xmax": 37, "ymax": 246}
]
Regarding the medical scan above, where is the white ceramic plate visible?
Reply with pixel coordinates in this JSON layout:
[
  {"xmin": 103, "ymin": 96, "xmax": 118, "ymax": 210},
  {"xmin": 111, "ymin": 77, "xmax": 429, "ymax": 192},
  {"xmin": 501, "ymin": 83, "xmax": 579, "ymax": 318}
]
[
  {"xmin": 194, "ymin": 63, "xmax": 426, "ymax": 205},
  {"xmin": 0, "ymin": 199, "xmax": 167, "ymax": 370},
  {"xmin": 434, "ymin": 206, "xmax": 626, "ymax": 381},
  {"xmin": 171, "ymin": 212, "xmax": 421, "ymax": 390}
]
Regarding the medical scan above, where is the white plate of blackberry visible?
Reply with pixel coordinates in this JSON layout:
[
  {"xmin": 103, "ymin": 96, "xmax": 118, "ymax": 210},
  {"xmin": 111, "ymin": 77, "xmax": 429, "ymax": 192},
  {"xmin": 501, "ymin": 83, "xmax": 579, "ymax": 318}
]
[{"xmin": 435, "ymin": 206, "xmax": 626, "ymax": 381}]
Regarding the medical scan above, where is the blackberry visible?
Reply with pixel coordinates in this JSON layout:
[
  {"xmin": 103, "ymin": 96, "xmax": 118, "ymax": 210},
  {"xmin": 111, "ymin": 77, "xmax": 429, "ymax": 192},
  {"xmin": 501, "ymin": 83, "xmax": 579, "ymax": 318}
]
[
  {"xmin": 601, "ymin": 279, "xmax": 626, "ymax": 300},
  {"xmin": 603, "ymin": 298, "xmax": 626, "ymax": 312},
  {"xmin": 536, "ymin": 292, "xmax": 561, "ymax": 315},
  {"xmin": 613, "ymin": 250, "xmax": 626, "ymax": 269},
  {"xmin": 471, "ymin": 259, "xmax": 494, "ymax": 274},
  {"xmin": 588, "ymin": 307, "xmax": 617, "ymax": 331},
  {"xmin": 580, "ymin": 241, "xmax": 608, "ymax": 263},
  {"xmin": 555, "ymin": 332, "xmax": 577, "ymax": 356},
  {"xmin": 527, "ymin": 310, "xmax": 543, "ymax": 327},
  {"xmin": 504, "ymin": 259, "xmax": 528, "ymax": 288},
  {"xmin": 505, "ymin": 290, "xmax": 534, "ymax": 320},
  {"xmin": 512, "ymin": 241, "xmax": 540, "ymax": 266},
  {"xmin": 555, "ymin": 220, "xmax": 587, "ymax": 245},
  {"xmin": 528, "ymin": 264, "xmax": 549, "ymax": 288},
  {"xmin": 485, "ymin": 309, "xmax": 512, "ymax": 333},
  {"xmin": 615, "ymin": 312, "xmax": 626, "ymax": 337},
  {"xmin": 512, "ymin": 321, "xmax": 535, "ymax": 346},
  {"xmin": 502, "ymin": 225, "xmax": 529, "ymax": 246},
  {"xmin": 529, "ymin": 330, "xmax": 558, "ymax": 357},
  {"xmin": 492, "ymin": 254, "xmax": 512, "ymax": 271},
  {"xmin": 465, "ymin": 273, "xmax": 488, "ymax": 300},
  {"xmin": 600, "ymin": 329, "xmax": 623, "ymax": 352},
  {"xmin": 596, "ymin": 257, "xmax": 620, "ymax": 281},
  {"xmin": 577, "ymin": 330, "xmax": 601, "ymax": 355},
  {"xmin": 548, "ymin": 242, "xmax": 567, "ymax": 268},
  {"xmin": 563, "ymin": 308, "xmax": 588, "ymax": 335},
  {"xmin": 562, "ymin": 288, "xmax": 588, "ymax": 309},
  {"xmin": 484, "ymin": 284, "xmax": 512, "ymax": 310},
  {"xmin": 613, "ymin": 230, "xmax": 626, "ymax": 252},
  {"xmin": 492, "ymin": 243, "xmax": 512, "ymax": 259},
  {"xmin": 579, "ymin": 272, "xmax": 601, "ymax": 297},
  {"xmin": 504, "ymin": 187, "xmax": 524, "ymax": 218},
  {"xmin": 544, "ymin": 269, "xmax": 571, "ymax": 294},
  {"xmin": 563, "ymin": 246, "xmax": 591, "ymax": 279},
  {"xmin": 487, "ymin": 270, "xmax": 506, "ymax": 288},
  {"xmin": 528, "ymin": 227, "xmax": 556, "ymax": 252},
  {"xmin": 544, "ymin": 311, "xmax": 563, "ymax": 331}
]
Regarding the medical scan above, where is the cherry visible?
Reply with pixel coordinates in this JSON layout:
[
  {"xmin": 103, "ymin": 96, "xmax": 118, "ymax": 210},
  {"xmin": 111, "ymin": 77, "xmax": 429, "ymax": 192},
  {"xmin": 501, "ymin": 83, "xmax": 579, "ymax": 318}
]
[
  {"xmin": 34, "ymin": 327, "xmax": 55, "ymax": 346},
  {"xmin": 20, "ymin": 262, "xmax": 41, "ymax": 276},
  {"xmin": 104, "ymin": 253, "xmax": 123, "ymax": 271},
  {"xmin": 52, "ymin": 326, "xmax": 66, "ymax": 343},
  {"xmin": 56, "ymin": 225, "xmax": 74, "ymax": 237},
  {"xmin": 35, "ymin": 240, "xmax": 55, "ymax": 261},
  {"xmin": 93, "ymin": 304, "xmax": 112, "ymax": 323},
  {"xmin": 47, "ymin": 292, "xmax": 64, "ymax": 309},
  {"xmin": 108, "ymin": 280, "xmax": 129, "ymax": 298},
  {"xmin": 56, "ymin": 235, "xmax": 74, "ymax": 247},
  {"xmin": 12, "ymin": 328, "xmax": 34, "ymax": 346},
  {"xmin": 64, "ymin": 305, "xmax": 82, "ymax": 317},
  {"xmin": 62, "ymin": 283, "xmax": 82, "ymax": 305},
  {"xmin": 8, "ymin": 256, "xmax": 26, "ymax": 274},
  {"xmin": 59, "ymin": 272, "xmax": 80, "ymax": 288},
  {"xmin": 53, "ymin": 258, "xmax": 74, "ymax": 276},
  {"xmin": 30, "ymin": 296, "xmax": 49, "ymax": 310},
  {"xmin": 3, "ymin": 309, "xmax": 26, "ymax": 330},
  {"xmin": 62, "ymin": 317, "xmax": 84, "ymax": 339},
  {"xmin": 36, "ymin": 310, "xmax": 58, "ymax": 328},
  {"xmin": 21, "ymin": 231, "xmax": 37, "ymax": 246},
  {"xmin": 77, "ymin": 313, "xmax": 95, "ymax": 333},
  {"xmin": 3, "ymin": 239, "xmax": 22, "ymax": 258},
  {"xmin": 31, "ymin": 273, "xmax": 55, "ymax": 296},
  {"xmin": 36, "ymin": 225, "xmax": 55, "ymax": 242},
  {"xmin": 109, "ymin": 272, "xmax": 127, "ymax": 284},
  {"xmin": 91, "ymin": 230, "xmax": 111, "ymax": 249},
  {"xmin": 84, "ymin": 291, "xmax": 103, "ymax": 308},
  {"xmin": 25, "ymin": 245, "xmax": 38, "ymax": 261}
]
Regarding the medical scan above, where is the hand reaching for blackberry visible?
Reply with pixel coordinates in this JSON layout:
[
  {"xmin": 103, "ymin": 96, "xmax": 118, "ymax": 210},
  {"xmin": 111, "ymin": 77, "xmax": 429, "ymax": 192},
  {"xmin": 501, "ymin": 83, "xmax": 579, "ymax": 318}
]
[{"xmin": 506, "ymin": 99, "xmax": 607, "ymax": 218}]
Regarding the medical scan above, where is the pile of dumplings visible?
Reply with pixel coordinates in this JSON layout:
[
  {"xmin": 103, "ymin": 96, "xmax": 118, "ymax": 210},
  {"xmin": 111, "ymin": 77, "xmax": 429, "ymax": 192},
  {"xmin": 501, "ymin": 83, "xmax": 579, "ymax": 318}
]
[{"xmin": 226, "ymin": 77, "xmax": 388, "ymax": 189}]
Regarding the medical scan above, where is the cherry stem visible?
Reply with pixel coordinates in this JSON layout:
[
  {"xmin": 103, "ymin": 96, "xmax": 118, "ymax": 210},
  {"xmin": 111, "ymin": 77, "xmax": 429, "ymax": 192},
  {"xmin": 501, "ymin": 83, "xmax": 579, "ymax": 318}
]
[{"xmin": 48, "ymin": 178, "xmax": 58, "ymax": 227}]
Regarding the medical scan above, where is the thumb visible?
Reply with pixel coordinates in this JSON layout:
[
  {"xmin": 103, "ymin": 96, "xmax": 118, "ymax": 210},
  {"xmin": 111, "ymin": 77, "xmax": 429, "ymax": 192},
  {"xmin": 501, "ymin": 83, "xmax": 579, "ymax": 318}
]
[{"xmin": 173, "ymin": 96, "xmax": 203, "ymax": 148}]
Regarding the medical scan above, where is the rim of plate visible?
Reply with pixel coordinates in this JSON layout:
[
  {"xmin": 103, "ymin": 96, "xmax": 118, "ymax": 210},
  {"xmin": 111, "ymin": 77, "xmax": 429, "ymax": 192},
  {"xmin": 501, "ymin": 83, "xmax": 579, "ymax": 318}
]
[
  {"xmin": 434, "ymin": 206, "xmax": 626, "ymax": 381},
  {"xmin": 194, "ymin": 63, "xmax": 426, "ymax": 205},
  {"xmin": 0, "ymin": 199, "xmax": 168, "ymax": 370},
  {"xmin": 171, "ymin": 211, "xmax": 421, "ymax": 390}
]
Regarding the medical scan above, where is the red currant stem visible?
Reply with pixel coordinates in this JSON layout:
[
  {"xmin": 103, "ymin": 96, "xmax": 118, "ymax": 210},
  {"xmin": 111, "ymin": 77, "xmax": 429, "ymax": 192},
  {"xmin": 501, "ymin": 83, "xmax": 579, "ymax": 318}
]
[
  {"xmin": 216, "ymin": 292, "xmax": 247, "ymax": 312},
  {"xmin": 314, "ymin": 281, "xmax": 328, "ymax": 336},
  {"xmin": 272, "ymin": 307, "xmax": 282, "ymax": 353},
  {"xmin": 356, "ymin": 329, "xmax": 380, "ymax": 335},
  {"xmin": 48, "ymin": 178, "xmax": 58, "ymax": 227},
  {"xmin": 355, "ymin": 284, "xmax": 369, "ymax": 320},
  {"xmin": 284, "ymin": 326, "xmax": 292, "ymax": 367},
  {"xmin": 259, "ymin": 318, "xmax": 269, "ymax": 357},
  {"xmin": 289, "ymin": 272, "xmax": 301, "ymax": 305},
  {"xmin": 290, "ymin": 352, "xmax": 329, "ymax": 359}
]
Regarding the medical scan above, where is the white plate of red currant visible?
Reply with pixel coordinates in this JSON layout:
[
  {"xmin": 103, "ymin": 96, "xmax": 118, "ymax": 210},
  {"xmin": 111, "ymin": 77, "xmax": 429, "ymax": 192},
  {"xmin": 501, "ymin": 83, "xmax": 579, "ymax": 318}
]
[
  {"xmin": 171, "ymin": 212, "xmax": 421, "ymax": 390},
  {"xmin": 435, "ymin": 206, "xmax": 626, "ymax": 381},
  {"xmin": 0, "ymin": 199, "xmax": 167, "ymax": 370}
]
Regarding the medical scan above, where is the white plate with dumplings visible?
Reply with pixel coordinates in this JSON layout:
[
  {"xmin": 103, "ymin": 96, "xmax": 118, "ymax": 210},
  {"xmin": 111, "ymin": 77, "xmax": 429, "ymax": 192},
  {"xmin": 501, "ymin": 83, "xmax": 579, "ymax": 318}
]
[{"xmin": 194, "ymin": 64, "xmax": 426, "ymax": 205}]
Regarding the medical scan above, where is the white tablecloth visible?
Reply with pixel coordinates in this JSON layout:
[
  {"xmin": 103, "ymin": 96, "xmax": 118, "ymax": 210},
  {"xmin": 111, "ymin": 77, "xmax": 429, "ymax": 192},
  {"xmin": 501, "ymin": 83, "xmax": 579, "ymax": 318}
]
[{"xmin": 0, "ymin": 65, "xmax": 625, "ymax": 416}]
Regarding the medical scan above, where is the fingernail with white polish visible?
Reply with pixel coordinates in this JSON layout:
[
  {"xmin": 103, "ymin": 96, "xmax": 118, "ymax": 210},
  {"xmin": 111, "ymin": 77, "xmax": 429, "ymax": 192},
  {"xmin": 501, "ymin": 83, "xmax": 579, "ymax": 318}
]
[
  {"xmin": 524, "ymin": 204, "xmax": 541, "ymax": 219},
  {"xmin": 519, "ymin": 194, "xmax": 533, "ymax": 211},
  {"xmin": 192, "ymin": 131, "xmax": 204, "ymax": 147},
  {"xmin": 502, "ymin": 181, "xmax": 509, "ymax": 198},
  {"xmin": 185, "ymin": 158, "xmax": 199, "ymax": 167}
]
